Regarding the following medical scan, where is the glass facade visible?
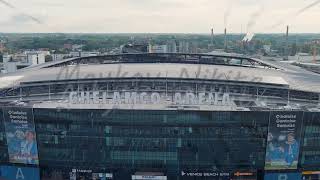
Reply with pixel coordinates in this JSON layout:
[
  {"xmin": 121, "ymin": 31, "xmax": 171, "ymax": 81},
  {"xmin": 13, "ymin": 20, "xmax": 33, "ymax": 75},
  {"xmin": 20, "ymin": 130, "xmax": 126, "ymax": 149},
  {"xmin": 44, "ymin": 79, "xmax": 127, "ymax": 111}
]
[
  {"xmin": 301, "ymin": 112, "xmax": 320, "ymax": 169},
  {"xmin": 0, "ymin": 109, "xmax": 8, "ymax": 163},
  {"xmin": 0, "ymin": 108, "xmax": 320, "ymax": 180},
  {"xmin": 34, "ymin": 110, "xmax": 268, "ymax": 171}
]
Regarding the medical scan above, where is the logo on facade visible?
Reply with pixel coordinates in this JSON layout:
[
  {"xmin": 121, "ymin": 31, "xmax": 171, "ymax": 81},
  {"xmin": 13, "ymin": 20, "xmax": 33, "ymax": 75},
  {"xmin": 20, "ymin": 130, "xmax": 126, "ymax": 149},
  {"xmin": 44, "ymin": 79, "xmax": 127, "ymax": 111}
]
[{"xmin": 69, "ymin": 91, "xmax": 232, "ymax": 106}]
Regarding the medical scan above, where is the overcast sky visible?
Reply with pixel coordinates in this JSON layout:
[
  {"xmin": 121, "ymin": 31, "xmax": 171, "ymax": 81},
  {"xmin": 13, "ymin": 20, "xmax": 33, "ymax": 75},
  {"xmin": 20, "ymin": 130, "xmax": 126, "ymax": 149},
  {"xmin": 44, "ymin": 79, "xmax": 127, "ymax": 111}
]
[{"xmin": 0, "ymin": 0, "xmax": 320, "ymax": 33}]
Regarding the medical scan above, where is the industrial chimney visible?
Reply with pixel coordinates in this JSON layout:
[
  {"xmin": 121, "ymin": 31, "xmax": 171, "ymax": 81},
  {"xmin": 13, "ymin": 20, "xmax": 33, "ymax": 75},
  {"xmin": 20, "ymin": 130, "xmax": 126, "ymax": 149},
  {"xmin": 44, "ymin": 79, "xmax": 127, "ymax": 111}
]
[
  {"xmin": 208, "ymin": 28, "xmax": 215, "ymax": 51},
  {"xmin": 284, "ymin": 25, "xmax": 289, "ymax": 60},
  {"xmin": 211, "ymin": 28, "xmax": 214, "ymax": 45},
  {"xmin": 224, "ymin": 28, "xmax": 227, "ymax": 52}
]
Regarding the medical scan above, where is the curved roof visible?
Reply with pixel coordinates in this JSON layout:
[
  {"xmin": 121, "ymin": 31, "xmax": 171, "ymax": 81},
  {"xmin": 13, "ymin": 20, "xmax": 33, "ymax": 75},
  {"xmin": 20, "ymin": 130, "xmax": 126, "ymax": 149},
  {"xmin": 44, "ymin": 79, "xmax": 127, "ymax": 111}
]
[{"xmin": 1, "ymin": 53, "xmax": 320, "ymax": 94}]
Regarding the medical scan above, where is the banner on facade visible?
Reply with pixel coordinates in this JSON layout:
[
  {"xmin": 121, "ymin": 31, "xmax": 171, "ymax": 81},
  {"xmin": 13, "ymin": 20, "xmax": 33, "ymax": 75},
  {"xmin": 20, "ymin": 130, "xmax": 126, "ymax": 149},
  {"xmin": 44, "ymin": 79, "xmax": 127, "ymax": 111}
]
[
  {"xmin": 265, "ymin": 112, "xmax": 303, "ymax": 170},
  {"xmin": 3, "ymin": 107, "xmax": 39, "ymax": 165}
]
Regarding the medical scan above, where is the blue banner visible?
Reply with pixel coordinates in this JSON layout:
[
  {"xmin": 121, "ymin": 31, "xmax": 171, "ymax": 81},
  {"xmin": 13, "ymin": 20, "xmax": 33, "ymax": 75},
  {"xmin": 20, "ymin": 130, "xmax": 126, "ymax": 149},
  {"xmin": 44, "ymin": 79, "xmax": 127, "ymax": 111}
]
[
  {"xmin": 0, "ymin": 166, "xmax": 40, "ymax": 180},
  {"xmin": 264, "ymin": 173, "xmax": 301, "ymax": 180},
  {"xmin": 265, "ymin": 112, "xmax": 303, "ymax": 170},
  {"xmin": 3, "ymin": 107, "xmax": 39, "ymax": 165}
]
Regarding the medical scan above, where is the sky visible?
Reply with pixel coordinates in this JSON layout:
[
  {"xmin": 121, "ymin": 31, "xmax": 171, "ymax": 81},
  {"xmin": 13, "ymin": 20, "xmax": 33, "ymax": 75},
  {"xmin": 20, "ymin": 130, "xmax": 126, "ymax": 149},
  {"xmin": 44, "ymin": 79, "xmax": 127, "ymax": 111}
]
[{"xmin": 0, "ymin": 0, "xmax": 320, "ymax": 33}]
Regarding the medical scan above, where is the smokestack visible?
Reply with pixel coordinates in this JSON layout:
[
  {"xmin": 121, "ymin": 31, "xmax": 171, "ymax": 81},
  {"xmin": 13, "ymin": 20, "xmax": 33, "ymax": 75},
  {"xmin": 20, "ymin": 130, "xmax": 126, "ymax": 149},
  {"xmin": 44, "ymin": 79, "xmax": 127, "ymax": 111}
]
[
  {"xmin": 224, "ymin": 28, "xmax": 228, "ymax": 52},
  {"xmin": 211, "ymin": 28, "xmax": 214, "ymax": 45},
  {"xmin": 284, "ymin": 25, "xmax": 289, "ymax": 60}
]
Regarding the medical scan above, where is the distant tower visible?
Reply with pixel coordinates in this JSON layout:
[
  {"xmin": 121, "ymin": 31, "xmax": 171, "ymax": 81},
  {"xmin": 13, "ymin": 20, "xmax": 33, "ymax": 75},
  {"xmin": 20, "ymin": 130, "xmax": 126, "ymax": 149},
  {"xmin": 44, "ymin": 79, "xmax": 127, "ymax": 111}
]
[
  {"xmin": 284, "ymin": 25, "xmax": 289, "ymax": 60},
  {"xmin": 208, "ymin": 28, "xmax": 215, "ymax": 51},
  {"xmin": 224, "ymin": 28, "xmax": 228, "ymax": 52},
  {"xmin": 211, "ymin": 28, "xmax": 214, "ymax": 45}
]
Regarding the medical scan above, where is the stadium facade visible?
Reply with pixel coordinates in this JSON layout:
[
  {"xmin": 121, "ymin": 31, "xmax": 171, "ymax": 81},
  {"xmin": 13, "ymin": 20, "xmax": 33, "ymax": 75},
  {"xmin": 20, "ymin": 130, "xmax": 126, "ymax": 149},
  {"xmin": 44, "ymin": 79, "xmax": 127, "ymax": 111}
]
[{"xmin": 0, "ymin": 53, "xmax": 320, "ymax": 180}]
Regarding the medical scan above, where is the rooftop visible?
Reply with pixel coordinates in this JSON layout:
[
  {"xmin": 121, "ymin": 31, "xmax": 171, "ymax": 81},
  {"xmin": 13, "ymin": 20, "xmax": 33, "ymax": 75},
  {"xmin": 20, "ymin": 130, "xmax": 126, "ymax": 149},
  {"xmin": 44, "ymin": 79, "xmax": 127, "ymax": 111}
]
[{"xmin": 0, "ymin": 53, "xmax": 320, "ymax": 94}]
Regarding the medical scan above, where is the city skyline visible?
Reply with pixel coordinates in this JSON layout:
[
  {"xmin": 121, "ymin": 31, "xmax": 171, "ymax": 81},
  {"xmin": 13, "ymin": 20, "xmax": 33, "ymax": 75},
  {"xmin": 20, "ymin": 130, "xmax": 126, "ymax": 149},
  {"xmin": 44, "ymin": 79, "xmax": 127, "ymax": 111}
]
[{"xmin": 0, "ymin": 0, "xmax": 320, "ymax": 33}]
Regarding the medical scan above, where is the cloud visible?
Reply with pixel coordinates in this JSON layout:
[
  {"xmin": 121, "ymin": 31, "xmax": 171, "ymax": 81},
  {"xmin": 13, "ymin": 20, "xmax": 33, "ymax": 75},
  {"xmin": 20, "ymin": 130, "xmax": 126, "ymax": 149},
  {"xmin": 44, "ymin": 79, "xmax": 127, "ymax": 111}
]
[
  {"xmin": 11, "ymin": 14, "xmax": 33, "ymax": 23},
  {"xmin": 0, "ymin": 0, "xmax": 320, "ymax": 33},
  {"xmin": 0, "ymin": 14, "xmax": 36, "ymax": 25},
  {"xmin": 0, "ymin": 0, "xmax": 43, "ymax": 24},
  {"xmin": 0, "ymin": 13, "xmax": 47, "ymax": 32},
  {"xmin": 269, "ymin": 0, "xmax": 320, "ymax": 29}
]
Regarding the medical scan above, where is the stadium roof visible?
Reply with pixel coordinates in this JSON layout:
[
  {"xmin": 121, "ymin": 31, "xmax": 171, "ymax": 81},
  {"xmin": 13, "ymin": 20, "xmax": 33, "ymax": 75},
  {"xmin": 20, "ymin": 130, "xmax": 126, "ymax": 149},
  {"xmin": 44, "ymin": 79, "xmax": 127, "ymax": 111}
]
[{"xmin": 0, "ymin": 53, "xmax": 320, "ymax": 94}]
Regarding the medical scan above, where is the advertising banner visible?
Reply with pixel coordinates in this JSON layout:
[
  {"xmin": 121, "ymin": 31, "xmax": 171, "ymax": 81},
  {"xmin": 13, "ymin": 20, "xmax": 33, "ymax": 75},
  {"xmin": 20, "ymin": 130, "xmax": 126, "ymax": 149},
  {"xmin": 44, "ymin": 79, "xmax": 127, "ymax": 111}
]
[
  {"xmin": 181, "ymin": 170, "xmax": 230, "ymax": 179},
  {"xmin": 265, "ymin": 112, "xmax": 303, "ymax": 170},
  {"xmin": 233, "ymin": 170, "xmax": 257, "ymax": 180},
  {"xmin": 132, "ymin": 175, "xmax": 167, "ymax": 180},
  {"xmin": 302, "ymin": 171, "xmax": 320, "ymax": 180},
  {"xmin": 180, "ymin": 170, "xmax": 257, "ymax": 180},
  {"xmin": 70, "ymin": 169, "xmax": 113, "ymax": 180},
  {"xmin": 264, "ymin": 172, "xmax": 301, "ymax": 180},
  {"xmin": 0, "ymin": 165, "xmax": 40, "ymax": 180},
  {"xmin": 132, "ymin": 172, "xmax": 166, "ymax": 180},
  {"xmin": 92, "ymin": 173, "xmax": 113, "ymax": 180},
  {"xmin": 3, "ymin": 107, "xmax": 39, "ymax": 165}
]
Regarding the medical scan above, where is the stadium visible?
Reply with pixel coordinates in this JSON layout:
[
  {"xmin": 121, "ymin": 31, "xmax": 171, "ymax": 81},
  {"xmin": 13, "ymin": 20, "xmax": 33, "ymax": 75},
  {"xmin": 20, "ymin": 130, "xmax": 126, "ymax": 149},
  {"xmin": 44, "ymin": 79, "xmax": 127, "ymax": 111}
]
[{"xmin": 0, "ymin": 53, "xmax": 320, "ymax": 180}]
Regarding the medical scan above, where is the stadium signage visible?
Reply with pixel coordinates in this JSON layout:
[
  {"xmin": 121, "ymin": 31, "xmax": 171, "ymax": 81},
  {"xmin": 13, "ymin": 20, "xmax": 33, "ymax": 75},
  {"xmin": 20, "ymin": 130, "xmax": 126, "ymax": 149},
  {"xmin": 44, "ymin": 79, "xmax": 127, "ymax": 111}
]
[
  {"xmin": 69, "ymin": 91, "xmax": 232, "ymax": 106},
  {"xmin": 181, "ymin": 171, "xmax": 230, "ymax": 177},
  {"xmin": 265, "ymin": 112, "xmax": 303, "ymax": 170},
  {"xmin": 132, "ymin": 175, "xmax": 167, "ymax": 180}
]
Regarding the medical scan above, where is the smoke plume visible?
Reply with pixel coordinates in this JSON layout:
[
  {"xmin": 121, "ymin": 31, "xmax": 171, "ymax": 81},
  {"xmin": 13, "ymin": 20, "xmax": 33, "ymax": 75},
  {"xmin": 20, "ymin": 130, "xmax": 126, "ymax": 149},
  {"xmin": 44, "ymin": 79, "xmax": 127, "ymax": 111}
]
[
  {"xmin": 224, "ymin": 0, "xmax": 233, "ymax": 28},
  {"xmin": 242, "ymin": 5, "xmax": 264, "ymax": 42},
  {"xmin": 269, "ymin": 0, "xmax": 320, "ymax": 29},
  {"xmin": 0, "ymin": 0, "xmax": 43, "ymax": 24}
]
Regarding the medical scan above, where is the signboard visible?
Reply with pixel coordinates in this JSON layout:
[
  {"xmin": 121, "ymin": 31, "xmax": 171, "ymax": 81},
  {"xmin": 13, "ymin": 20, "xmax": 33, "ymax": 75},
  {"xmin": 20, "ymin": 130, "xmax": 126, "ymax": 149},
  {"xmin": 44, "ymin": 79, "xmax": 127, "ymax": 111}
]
[
  {"xmin": 302, "ymin": 171, "xmax": 320, "ymax": 180},
  {"xmin": 181, "ymin": 171, "xmax": 230, "ymax": 179},
  {"xmin": 265, "ymin": 112, "xmax": 303, "ymax": 170},
  {"xmin": 69, "ymin": 91, "xmax": 232, "ymax": 106},
  {"xmin": 132, "ymin": 175, "xmax": 167, "ymax": 180},
  {"xmin": 2, "ymin": 107, "xmax": 39, "ymax": 165},
  {"xmin": 264, "ymin": 173, "xmax": 301, "ymax": 180},
  {"xmin": 233, "ymin": 170, "xmax": 257, "ymax": 180},
  {"xmin": 92, "ymin": 173, "xmax": 113, "ymax": 180},
  {"xmin": 180, "ymin": 170, "xmax": 256, "ymax": 180},
  {"xmin": 0, "ymin": 165, "xmax": 40, "ymax": 180},
  {"xmin": 70, "ymin": 169, "xmax": 112, "ymax": 180}
]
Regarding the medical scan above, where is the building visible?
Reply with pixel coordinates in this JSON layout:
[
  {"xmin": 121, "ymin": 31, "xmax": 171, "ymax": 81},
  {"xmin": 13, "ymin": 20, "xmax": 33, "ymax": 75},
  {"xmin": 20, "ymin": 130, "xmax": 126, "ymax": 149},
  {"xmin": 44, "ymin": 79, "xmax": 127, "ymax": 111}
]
[
  {"xmin": 178, "ymin": 41, "xmax": 189, "ymax": 53},
  {"xmin": 72, "ymin": 44, "xmax": 85, "ymax": 51},
  {"xmin": 148, "ymin": 45, "xmax": 168, "ymax": 53},
  {"xmin": 120, "ymin": 44, "xmax": 148, "ymax": 54},
  {"xmin": 1, "ymin": 51, "xmax": 47, "ymax": 73},
  {"xmin": 27, "ymin": 52, "xmax": 46, "ymax": 65},
  {"xmin": 166, "ymin": 40, "xmax": 177, "ymax": 53},
  {"xmin": 0, "ymin": 53, "xmax": 320, "ymax": 180},
  {"xmin": 52, "ymin": 54, "xmax": 69, "ymax": 61},
  {"xmin": 288, "ymin": 53, "xmax": 320, "ymax": 63},
  {"xmin": 189, "ymin": 42, "xmax": 198, "ymax": 54},
  {"xmin": 177, "ymin": 41, "xmax": 198, "ymax": 54},
  {"xmin": 69, "ymin": 51, "xmax": 100, "ymax": 58},
  {"xmin": 79, "ymin": 51, "xmax": 100, "ymax": 57},
  {"xmin": 263, "ymin": 45, "xmax": 272, "ymax": 54},
  {"xmin": 64, "ymin": 43, "xmax": 73, "ymax": 50},
  {"xmin": 0, "ymin": 43, "xmax": 5, "ymax": 53},
  {"xmin": 24, "ymin": 50, "xmax": 50, "ymax": 56}
]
